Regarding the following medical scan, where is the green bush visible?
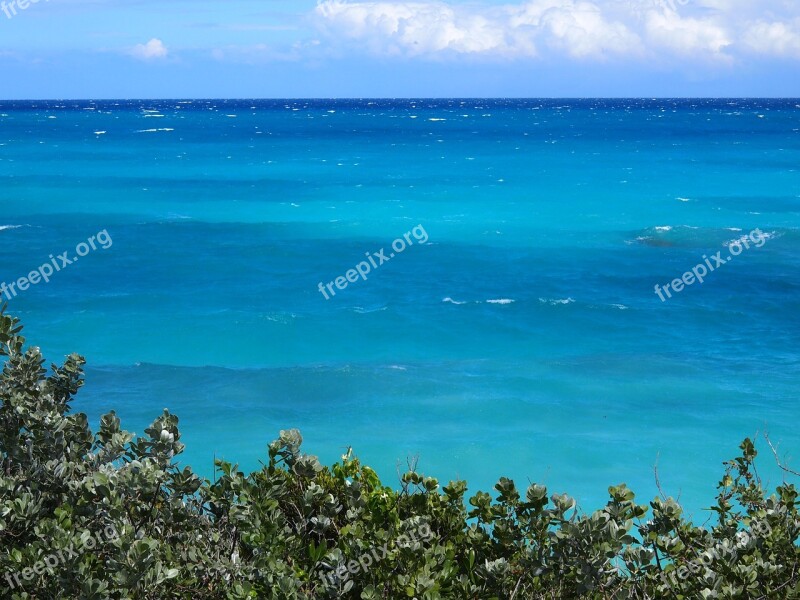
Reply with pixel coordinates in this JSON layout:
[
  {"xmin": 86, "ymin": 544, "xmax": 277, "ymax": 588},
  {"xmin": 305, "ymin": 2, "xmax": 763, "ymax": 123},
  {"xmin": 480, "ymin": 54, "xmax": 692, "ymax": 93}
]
[{"xmin": 0, "ymin": 306, "xmax": 798, "ymax": 599}]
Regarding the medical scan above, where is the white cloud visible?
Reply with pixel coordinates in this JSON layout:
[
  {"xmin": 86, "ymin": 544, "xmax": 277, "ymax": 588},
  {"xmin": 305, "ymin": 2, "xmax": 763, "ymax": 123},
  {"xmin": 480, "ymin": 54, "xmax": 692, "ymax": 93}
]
[
  {"xmin": 312, "ymin": 0, "xmax": 800, "ymax": 64},
  {"xmin": 130, "ymin": 38, "xmax": 169, "ymax": 61},
  {"xmin": 531, "ymin": 2, "xmax": 641, "ymax": 58},
  {"xmin": 742, "ymin": 20, "xmax": 800, "ymax": 58},
  {"xmin": 314, "ymin": 0, "xmax": 644, "ymax": 59},
  {"xmin": 644, "ymin": 10, "xmax": 731, "ymax": 58},
  {"xmin": 314, "ymin": 1, "xmax": 522, "ymax": 56}
]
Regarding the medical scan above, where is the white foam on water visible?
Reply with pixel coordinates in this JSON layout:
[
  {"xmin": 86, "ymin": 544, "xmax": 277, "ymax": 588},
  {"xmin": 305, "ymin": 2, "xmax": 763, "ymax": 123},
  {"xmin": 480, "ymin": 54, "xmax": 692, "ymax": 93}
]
[{"xmin": 539, "ymin": 297, "xmax": 575, "ymax": 306}]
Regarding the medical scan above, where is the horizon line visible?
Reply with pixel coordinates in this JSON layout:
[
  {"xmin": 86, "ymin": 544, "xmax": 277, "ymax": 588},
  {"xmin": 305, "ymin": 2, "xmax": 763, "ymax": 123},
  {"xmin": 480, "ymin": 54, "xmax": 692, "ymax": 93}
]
[{"xmin": 2, "ymin": 96, "xmax": 800, "ymax": 102}]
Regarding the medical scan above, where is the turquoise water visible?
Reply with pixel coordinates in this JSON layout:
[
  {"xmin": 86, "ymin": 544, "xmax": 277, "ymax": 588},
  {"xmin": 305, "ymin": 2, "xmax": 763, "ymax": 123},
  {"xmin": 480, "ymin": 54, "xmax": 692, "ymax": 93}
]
[{"xmin": 1, "ymin": 99, "xmax": 798, "ymax": 518}]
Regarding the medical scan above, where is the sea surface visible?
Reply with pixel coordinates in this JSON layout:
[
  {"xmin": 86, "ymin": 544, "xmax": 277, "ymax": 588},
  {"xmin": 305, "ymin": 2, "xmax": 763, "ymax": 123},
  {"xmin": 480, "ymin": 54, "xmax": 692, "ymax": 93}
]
[{"xmin": 1, "ymin": 99, "xmax": 798, "ymax": 518}]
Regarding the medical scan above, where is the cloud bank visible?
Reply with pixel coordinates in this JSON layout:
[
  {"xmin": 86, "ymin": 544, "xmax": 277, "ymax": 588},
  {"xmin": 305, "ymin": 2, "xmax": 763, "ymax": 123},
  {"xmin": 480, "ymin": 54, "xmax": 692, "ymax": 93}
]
[{"xmin": 312, "ymin": 0, "xmax": 800, "ymax": 62}]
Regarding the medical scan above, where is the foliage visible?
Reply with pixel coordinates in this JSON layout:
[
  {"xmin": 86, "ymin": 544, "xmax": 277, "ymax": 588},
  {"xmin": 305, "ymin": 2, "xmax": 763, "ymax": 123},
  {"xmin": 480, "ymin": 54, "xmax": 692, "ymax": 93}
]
[{"xmin": 0, "ymin": 307, "xmax": 798, "ymax": 599}]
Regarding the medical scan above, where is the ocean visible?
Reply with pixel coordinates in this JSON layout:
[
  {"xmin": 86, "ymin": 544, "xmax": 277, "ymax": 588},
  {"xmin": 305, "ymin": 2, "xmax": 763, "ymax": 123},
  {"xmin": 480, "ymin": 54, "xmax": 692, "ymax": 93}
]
[{"xmin": 1, "ymin": 98, "xmax": 798, "ymax": 518}]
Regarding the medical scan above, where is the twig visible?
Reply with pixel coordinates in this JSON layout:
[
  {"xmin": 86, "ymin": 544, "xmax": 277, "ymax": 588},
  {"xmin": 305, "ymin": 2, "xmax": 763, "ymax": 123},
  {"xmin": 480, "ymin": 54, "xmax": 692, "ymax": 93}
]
[
  {"xmin": 764, "ymin": 432, "xmax": 800, "ymax": 477},
  {"xmin": 653, "ymin": 455, "xmax": 668, "ymax": 502},
  {"xmin": 509, "ymin": 574, "xmax": 524, "ymax": 600}
]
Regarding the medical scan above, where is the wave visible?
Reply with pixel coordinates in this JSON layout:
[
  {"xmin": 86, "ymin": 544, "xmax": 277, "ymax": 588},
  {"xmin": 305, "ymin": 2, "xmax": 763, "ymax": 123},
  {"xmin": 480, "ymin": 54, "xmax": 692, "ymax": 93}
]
[
  {"xmin": 724, "ymin": 230, "xmax": 780, "ymax": 246},
  {"xmin": 351, "ymin": 306, "xmax": 389, "ymax": 314},
  {"xmin": 629, "ymin": 225, "xmax": 758, "ymax": 248},
  {"xmin": 539, "ymin": 297, "xmax": 575, "ymax": 306},
  {"xmin": 442, "ymin": 297, "xmax": 515, "ymax": 305}
]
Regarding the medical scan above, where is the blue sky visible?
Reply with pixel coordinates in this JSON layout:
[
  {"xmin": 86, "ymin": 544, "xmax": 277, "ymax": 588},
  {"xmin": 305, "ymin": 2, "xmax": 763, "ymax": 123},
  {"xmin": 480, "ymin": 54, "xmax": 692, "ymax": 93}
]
[{"xmin": 0, "ymin": 0, "xmax": 798, "ymax": 98}]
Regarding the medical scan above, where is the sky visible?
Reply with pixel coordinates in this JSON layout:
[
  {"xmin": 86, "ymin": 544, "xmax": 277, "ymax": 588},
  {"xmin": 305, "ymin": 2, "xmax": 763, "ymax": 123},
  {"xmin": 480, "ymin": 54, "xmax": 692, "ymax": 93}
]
[{"xmin": 0, "ymin": 0, "xmax": 799, "ymax": 98}]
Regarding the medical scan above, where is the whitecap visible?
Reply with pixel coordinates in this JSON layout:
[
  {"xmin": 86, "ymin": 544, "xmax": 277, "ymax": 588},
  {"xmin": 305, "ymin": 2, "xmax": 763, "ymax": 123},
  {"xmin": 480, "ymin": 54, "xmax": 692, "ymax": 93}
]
[
  {"xmin": 726, "ymin": 230, "xmax": 776, "ymax": 246},
  {"xmin": 264, "ymin": 313, "xmax": 296, "ymax": 323},
  {"xmin": 611, "ymin": 304, "xmax": 629, "ymax": 310},
  {"xmin": 539, "ymin": 297, "xmax": 575, "ymax": 306},
  {"xmin": 486, "ymin": 299, "xmax": 515, "ymax": 305},
  {"xmin": 676, "ymin": 197, "xmax": 691, "ymax": 202},
  {"xmin": 352, "ymin": 306, "xmax": 388, "ymax": 314},
  {"xmin": 442, "ymin": 297, "xmax": 467, "ymax": 305},
  {"xmin": 655, "ymin": 226, "xmax": 672, "ymax": 232},
  {"xmin": 0, "ymin": 225, "xmax": 24, "ymax": 231}
]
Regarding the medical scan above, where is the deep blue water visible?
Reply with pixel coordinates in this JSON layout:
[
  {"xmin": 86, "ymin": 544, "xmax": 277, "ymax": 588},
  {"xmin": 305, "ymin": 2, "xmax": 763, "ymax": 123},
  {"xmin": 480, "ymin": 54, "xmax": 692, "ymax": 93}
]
[{"xmin": 1, "ymin": 98, "xmax": 798, "ymax": 518}]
